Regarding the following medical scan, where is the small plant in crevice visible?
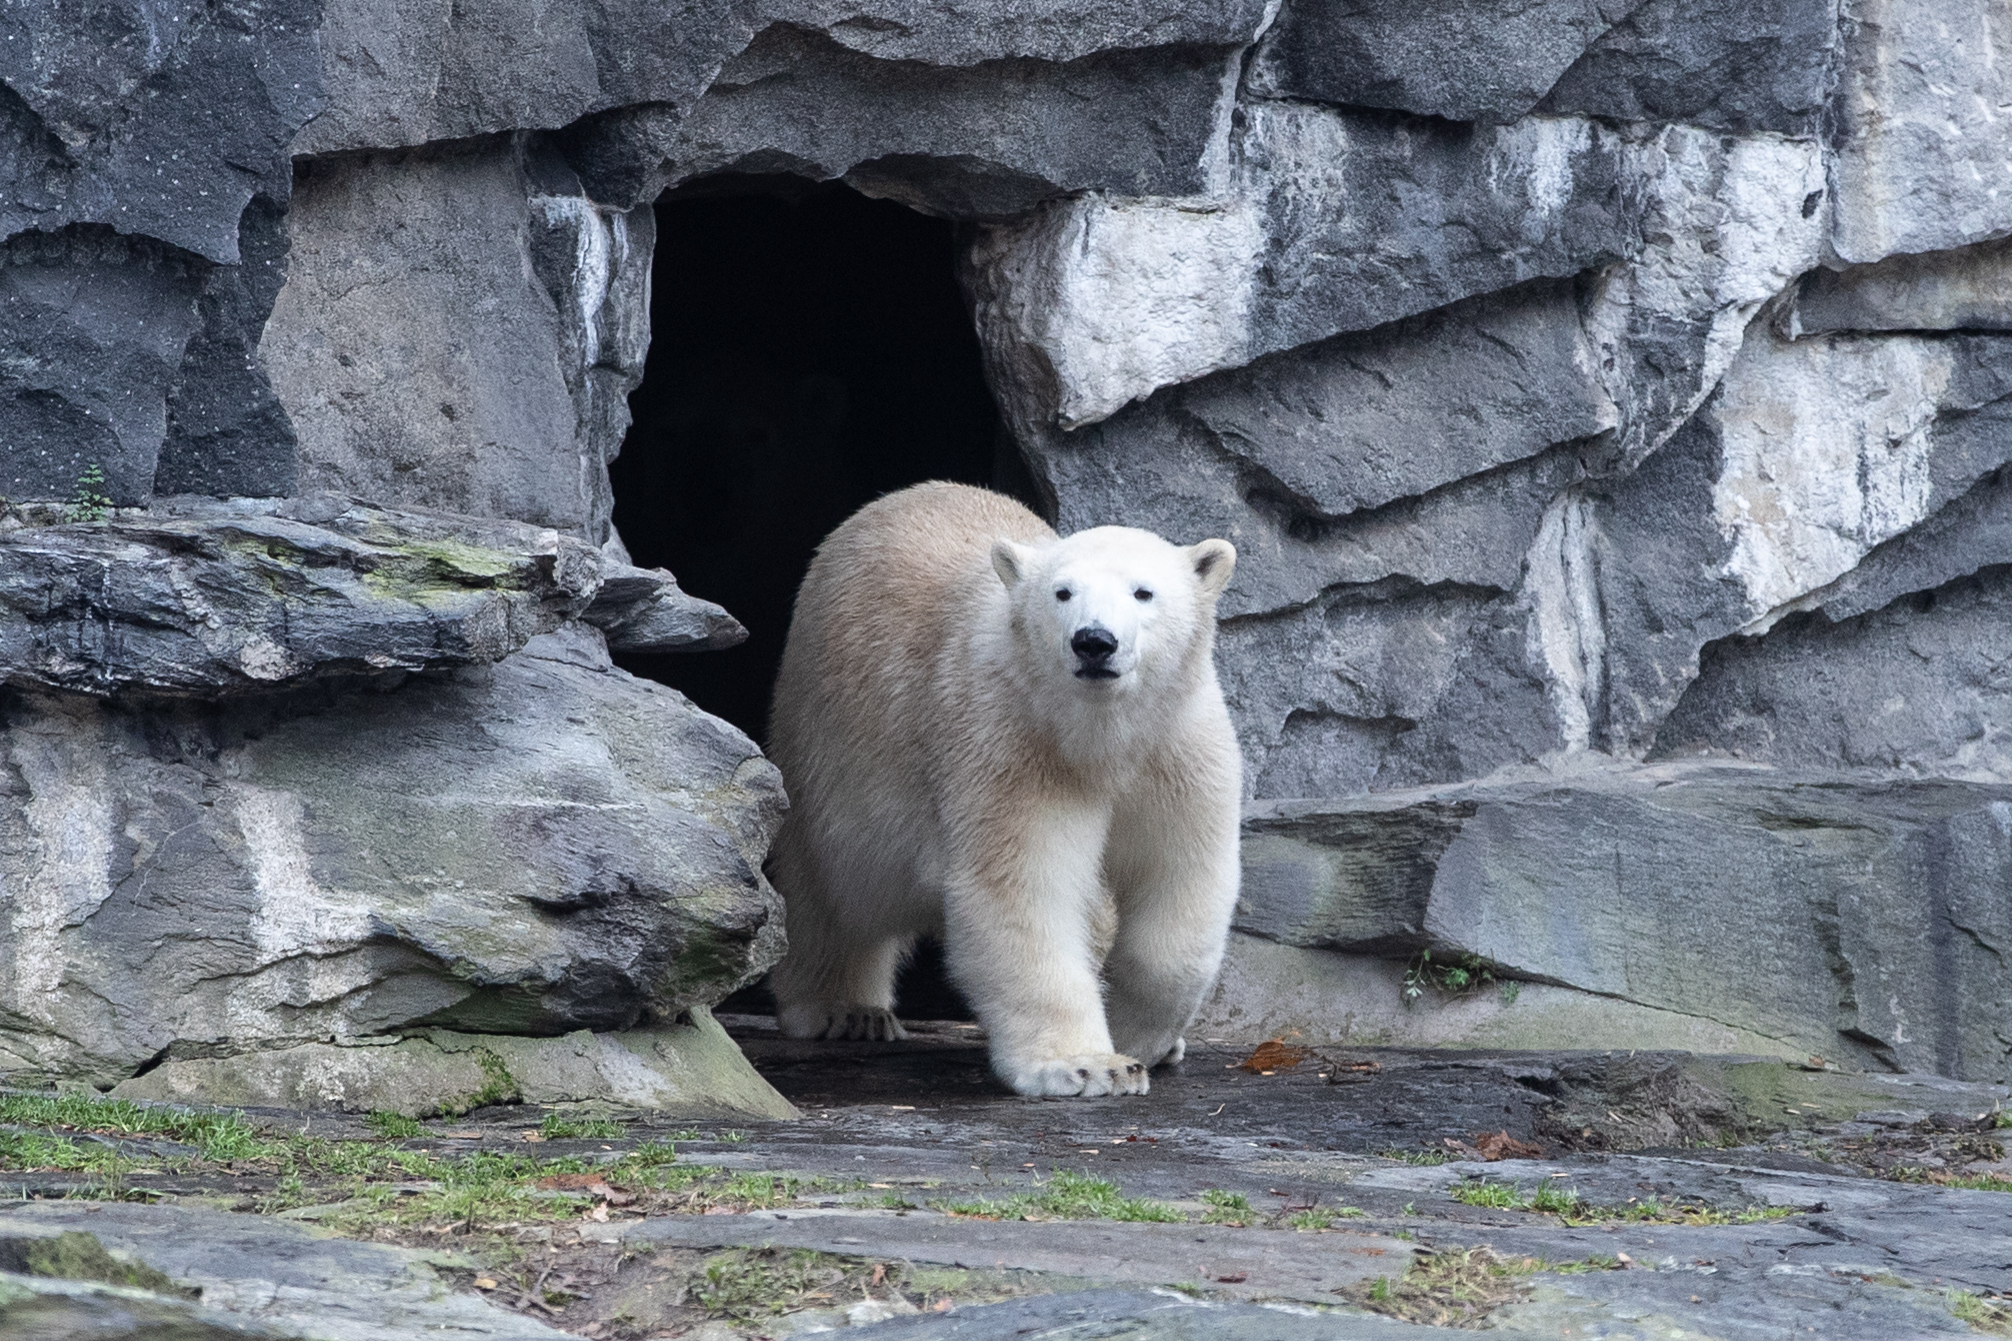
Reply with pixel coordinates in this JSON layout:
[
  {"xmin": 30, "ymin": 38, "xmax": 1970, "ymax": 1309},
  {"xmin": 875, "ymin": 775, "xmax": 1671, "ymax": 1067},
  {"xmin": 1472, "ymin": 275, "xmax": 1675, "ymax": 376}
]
[
  {"xmin": 1950, "ymin": 1289, "xmax": 2012, "ymax": 1337},
  {"xmin": 65, "ymin": 464, "xmax": 113, "ymax": 523},
  {"xmin": 1200, "ymin": 1189, "xmax": 1252, "ymax": 1226},
  {"xmin": 1402, "ymin": 949, "xmax": 1502, "ymax": 1005}
]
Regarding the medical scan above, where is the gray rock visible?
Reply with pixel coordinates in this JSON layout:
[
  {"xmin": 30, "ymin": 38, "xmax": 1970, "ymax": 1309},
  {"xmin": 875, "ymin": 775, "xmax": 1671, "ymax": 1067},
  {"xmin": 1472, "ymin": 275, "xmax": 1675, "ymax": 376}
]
[
  {"xmin": 622, "ymin": 1208, "xmax": 1405, "ymax": 1303},
  {"xmin": 1163, "ymin": 278, "xmax": 1615, "ymax": 522},
  {"xmin": 1785, "ymin": 235, "xmax": 2012, "ymax": 336},
  {"xmin": 1830, "ymin": 0, "xmax": 2012, "ymax": 265},
  {"xmin": 1579, "ymin": 124, "xmax": 1827, "ymax": 471},
  {"xmin": 116, "ymin": 1011, "xmax": 800, "ymax": 1119},
  {"xmin": 1587, "ymin": 325, "xmax": 2012, "ymax": 753},
  {"xmin": 1, "ymin": 1275, "xmax": 292, "ymax": 1341},
  {"xmin": 0, "ymin": 496, "xmax": 600, "ymax": 695},
  {"xmin": 1249, "ymin": 0, "xmax": 1839, "ymax": 135},
  {"xmin": 1246, "ymin": 0, "xmax": 1641, "ymax": 124},
  {"xmin": 1022, "ymin": 278, "xmax": 1613, "ymax": 619},
  {"xmin": 155, "ymin": 195, "xmax": 301, "ymax": 499},
  {"xmin": 262, "ymin": 136, "xmax": 650, "ymax": 542},
  {"xmin": 1798, "ymin": 466, "xmax": 2012, "ymax": 623},
  {"xmin": 1239, "ymin": 765, "xmax": 2012, "ymax": 1078},
  {"xmin": 564, "ymin": 27, "xmax": 1243, "ymax": 218},
  {"xmin": 1536, "ymin": 0, "xmax": 1842, "ymax": 135},
  {"xmin": 0, "ymin": 227, "xmax": 207, "ymax": 507},
  {"xmin": 584, "ymin": 562, "xmax": 747, "ymax": 654},
  {"xmin": 0, "ymin": 1201, "xmax": 569, "ymax": 1340},
  {"xmin": 0, "ymin": 627, "xmax": 786, "ymax": 1083},
  {"xmin": 298, "ymin": 0, "xmax": 1268, "ymax": 156},
  {"xmin": 0, "ymin": 0, "xmax": 324, "ymax": 262},
  {"xmin": 864, "ymin": 1291, "xmax": 1446, "ymax": 1340},
  {"xmin": 969, "ymin": 106, "xmax": 1634, "ymax": 430},
  {"xmin": 1221, "ymin": 582, "xmax": 1565, "ymax": 798},
  {"xmin": 1652, "ymin": 565, "xmax": 2012, "ymax": 780}
]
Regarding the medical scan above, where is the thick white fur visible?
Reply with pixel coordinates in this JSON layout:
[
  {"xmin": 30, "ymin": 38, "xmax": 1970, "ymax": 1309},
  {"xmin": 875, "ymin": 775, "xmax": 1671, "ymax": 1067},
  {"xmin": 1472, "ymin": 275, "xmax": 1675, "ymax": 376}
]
[{"xmin": 765, "ymin": 482, "xmax": 1242, "ymax": 1098}]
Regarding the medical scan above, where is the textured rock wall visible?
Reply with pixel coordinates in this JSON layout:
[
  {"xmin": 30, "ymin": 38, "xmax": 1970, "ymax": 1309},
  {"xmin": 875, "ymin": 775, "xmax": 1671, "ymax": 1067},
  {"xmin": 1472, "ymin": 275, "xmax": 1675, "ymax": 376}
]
[{"xmin": 3, "ymin": 0, "xmax": 2011, "ymax": 1085}]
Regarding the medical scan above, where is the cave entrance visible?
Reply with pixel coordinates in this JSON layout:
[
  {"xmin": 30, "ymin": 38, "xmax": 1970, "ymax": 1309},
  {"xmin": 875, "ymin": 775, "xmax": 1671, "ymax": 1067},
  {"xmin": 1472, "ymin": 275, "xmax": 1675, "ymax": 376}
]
[{"xmin": 612, "ymin": 176, "xmax": 1028, "ymax": 1020}]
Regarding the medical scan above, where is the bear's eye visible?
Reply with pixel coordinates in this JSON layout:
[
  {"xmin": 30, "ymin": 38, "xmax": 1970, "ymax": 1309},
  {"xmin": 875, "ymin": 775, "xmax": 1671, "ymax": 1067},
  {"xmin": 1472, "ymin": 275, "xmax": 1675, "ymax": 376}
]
[
  {"xmin": 1134, "ymin": 588, "xmax": 1154, "ymax": 602},
  {"xmin": 1055, "ymin": 588, "xmax": 1072, "ymax": 602}
]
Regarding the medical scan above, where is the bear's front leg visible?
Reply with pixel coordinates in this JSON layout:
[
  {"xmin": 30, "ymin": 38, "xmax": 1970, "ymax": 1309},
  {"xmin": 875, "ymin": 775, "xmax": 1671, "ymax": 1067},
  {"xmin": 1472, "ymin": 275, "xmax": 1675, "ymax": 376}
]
[
  {"xmin": 943, "ymin": 798, "xmax": 1148, "ymax": 1098},
  {"xmin": 1101, "ymin": 760, "xmax": 1242, "ymax": 1069}
]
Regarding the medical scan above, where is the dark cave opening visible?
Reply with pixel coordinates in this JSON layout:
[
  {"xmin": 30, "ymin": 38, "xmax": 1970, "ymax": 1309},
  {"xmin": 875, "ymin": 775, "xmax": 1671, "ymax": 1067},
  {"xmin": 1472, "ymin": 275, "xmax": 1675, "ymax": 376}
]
[{"xmin": 612, "ymin": 176, "xmax": 1033, "ymax": 1021}]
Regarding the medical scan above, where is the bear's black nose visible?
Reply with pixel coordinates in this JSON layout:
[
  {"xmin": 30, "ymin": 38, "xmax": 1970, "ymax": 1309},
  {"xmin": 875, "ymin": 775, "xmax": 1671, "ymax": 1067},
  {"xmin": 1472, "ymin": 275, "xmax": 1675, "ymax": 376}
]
[{"xmin": 1071, "ymin": 626, "xmax": 1119, "ymax": 662}]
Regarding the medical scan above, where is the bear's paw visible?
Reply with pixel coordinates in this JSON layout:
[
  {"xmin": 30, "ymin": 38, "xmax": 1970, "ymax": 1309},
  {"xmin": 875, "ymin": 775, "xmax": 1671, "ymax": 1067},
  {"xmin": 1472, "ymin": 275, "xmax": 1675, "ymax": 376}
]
[{"xmin": 1004, "ymin": 1054, "xmax": 1149, "ymax": 1098}]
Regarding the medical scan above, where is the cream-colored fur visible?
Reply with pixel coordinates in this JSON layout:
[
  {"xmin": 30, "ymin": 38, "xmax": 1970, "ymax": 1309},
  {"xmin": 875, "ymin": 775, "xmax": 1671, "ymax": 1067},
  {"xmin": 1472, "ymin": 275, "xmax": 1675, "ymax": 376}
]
[{"xmin": 765, "ymin": 481, "xmax": 1242, "ymax": 1098}]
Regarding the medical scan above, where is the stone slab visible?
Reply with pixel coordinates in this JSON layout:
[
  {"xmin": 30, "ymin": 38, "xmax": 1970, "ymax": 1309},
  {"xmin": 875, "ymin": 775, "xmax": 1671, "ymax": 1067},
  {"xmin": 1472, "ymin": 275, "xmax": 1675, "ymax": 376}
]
[
  {"xmin": 613, "ymin": 1207, "xmax": 1409, "ymax": 1302},
  {"xmin": 0, "ymin": 1201, "xmax": 568, "ymax": 1341},
  {"xmin": 0, "ymin": 496, "xmax": 600, "ymax": 695},
  {"xmin": 114, "ymin": 1011, "xmax": 799, "ymax": 1120},
  {"xmin": 1234, "ymin": 765, "xmax": 2012, "ymax": 1079}
]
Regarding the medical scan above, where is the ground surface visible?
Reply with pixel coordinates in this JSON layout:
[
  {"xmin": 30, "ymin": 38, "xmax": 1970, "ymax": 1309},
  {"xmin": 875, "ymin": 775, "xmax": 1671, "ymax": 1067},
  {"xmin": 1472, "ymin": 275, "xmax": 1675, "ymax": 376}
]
[{"xmin": 4, "ymin": 1017, "xmax": 2012, "ymax": 1339}]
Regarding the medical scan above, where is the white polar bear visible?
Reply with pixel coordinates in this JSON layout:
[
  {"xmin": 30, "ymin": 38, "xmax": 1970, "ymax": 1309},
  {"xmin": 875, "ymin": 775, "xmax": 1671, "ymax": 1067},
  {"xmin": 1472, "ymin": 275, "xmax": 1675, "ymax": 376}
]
[{"xmin": 764, "ymin": 481, "xmax": 1242, "ymax": 1097}]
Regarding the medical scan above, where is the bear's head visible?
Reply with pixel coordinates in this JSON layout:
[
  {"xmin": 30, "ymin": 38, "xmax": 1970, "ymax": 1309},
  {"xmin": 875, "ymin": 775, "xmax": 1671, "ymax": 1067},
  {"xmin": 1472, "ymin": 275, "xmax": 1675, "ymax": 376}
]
[{"xmin": 991, "ymin": 526, "xmax": 1236, "ymax": 696}]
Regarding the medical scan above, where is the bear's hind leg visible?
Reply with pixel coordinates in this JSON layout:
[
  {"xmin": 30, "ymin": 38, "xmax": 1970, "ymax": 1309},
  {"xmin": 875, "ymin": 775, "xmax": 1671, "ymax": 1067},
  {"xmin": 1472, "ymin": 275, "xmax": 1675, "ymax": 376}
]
[{"xmin": 770, "ymin": 929, "xmax": 911, "ymax": 1042}]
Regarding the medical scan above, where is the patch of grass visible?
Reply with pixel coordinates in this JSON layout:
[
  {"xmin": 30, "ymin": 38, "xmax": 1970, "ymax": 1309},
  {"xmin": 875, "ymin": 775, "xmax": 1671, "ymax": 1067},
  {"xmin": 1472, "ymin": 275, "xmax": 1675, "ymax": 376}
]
[
  {"xmin": 537, "ymin": 1113, "xmax": 626, "ymax": 1140},
  {"xmin": 0, "ymin": 1092, "xmax": 266, "ymax": 1162},
  {"xmin": 690, "ymin": 1248, "xmax": 875, "ymax": 1323},
  {"xmin": 1346, "ymin": 1248, "xmax": 1622, "ymax": 1327},
  {"xmin": 1378, "ymin": 1146, "xmax": 1453, "ymax": 1167},
  {"xmin": 1951, "ymin": 1289, "xmax": 2012, "ymax": 1337},
  {"xmin": 1346, "ymin": 1248, "xmax": 1535, "ymax": 1327},
  {"xmin": 365, "ymin": 1111, "xmax": 423, "ymax": 1139},
  {"xmin": 1450, "ymin": 1177, "xmax": 1801, "ymax": 1227},
  {"xmin": 1286, "ymin": 1209, "xmax": 1335, "ymax": 1231},
  {"xmin": 878, "ymin": 1192, "xmax": 919, "ymax": 1210},
  {"xmin": 1200, "ymin": 1189, "xmax": 1253, "ymax": 1226},
  {"xmin": 0, "ymin": 1090, "xmax": 858, "ymax": 1241},
  {"xmin": 1932, "ymin": 1171, "xmax": 2012, "ymax": 1193},
  {"xmin": 939, "ymin": 1171, "xmax": 1183, "ymax": 1224}
]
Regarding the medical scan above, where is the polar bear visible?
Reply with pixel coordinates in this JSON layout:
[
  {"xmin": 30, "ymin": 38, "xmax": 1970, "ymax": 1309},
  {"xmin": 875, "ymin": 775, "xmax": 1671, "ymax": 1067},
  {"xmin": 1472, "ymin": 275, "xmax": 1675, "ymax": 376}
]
[{"xmin": 764, "ymin": 481, "xmax": 1242, "ymax": 1097}]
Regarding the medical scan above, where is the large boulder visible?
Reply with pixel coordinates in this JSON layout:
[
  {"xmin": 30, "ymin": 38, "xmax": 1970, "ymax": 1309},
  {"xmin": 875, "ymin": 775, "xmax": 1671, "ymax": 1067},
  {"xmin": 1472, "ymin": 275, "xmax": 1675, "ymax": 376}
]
[
  {"xmin": 1233, "ymin": 765, "xmax": 2012, "ymax": 1079},
  {"xmin": 0, "ymin": 625, "xmax": 786, "ymax": 1091}
]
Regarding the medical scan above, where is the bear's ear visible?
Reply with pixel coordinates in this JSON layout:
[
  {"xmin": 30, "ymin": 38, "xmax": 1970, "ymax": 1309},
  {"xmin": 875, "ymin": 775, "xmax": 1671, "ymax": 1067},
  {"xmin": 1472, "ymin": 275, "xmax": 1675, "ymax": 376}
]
[
  {"xmin": 1188, "ymin": 539, "xmax": 1237, "ymax": 598},
  {"xmin": 991, "ymin": 539, "xmax": 1031, "ymax": 589}
]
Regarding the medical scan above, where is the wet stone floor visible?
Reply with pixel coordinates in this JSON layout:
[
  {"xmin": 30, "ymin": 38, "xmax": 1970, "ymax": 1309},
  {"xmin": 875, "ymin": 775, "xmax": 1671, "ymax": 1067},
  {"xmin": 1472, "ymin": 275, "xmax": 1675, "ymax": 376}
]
[{"xmin": 4, "ymin": 1017, "xmax": 2012, "ymax": 1339}]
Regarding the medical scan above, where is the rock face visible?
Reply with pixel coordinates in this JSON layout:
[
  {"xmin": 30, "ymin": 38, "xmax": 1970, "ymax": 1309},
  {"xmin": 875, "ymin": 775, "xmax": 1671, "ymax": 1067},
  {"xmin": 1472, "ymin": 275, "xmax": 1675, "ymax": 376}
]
[{"xmin": 5, "ymin": 0, "xmax": 2012, "ymax": 1088}]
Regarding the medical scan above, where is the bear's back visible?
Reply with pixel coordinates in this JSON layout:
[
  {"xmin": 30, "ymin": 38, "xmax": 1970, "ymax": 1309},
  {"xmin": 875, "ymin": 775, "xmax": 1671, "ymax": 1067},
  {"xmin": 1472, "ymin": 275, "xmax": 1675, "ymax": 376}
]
[{"xmin": 768, "ymin": 481, "xmax": 1054, "ymax": 776}]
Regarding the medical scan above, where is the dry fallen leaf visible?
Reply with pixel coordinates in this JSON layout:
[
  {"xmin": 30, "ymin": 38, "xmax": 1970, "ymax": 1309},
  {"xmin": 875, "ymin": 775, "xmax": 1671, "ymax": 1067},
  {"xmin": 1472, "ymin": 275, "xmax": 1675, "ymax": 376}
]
[
  {"xmin": 588, "ymin": 1204, "xmax": 609, "ymax": 1223},
  {"xmin": 1474, "ymin": 1130, "xmax": 1543, "ymax": 1161},
  {"xmin": 473, "ymin": 1278, "xmax": 498, "ymax": 1290},
  {"xmin": 1238, "ymin": 1039, "xmax": 1310, "ymax": 1074}
]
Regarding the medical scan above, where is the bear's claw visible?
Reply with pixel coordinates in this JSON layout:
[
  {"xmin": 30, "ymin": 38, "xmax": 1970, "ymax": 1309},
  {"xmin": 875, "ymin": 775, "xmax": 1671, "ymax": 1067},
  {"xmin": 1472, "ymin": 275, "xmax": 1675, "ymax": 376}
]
[{"xmin": 1004, "ymin": 1053, "xmax": 1149, "ymax": 1097}]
